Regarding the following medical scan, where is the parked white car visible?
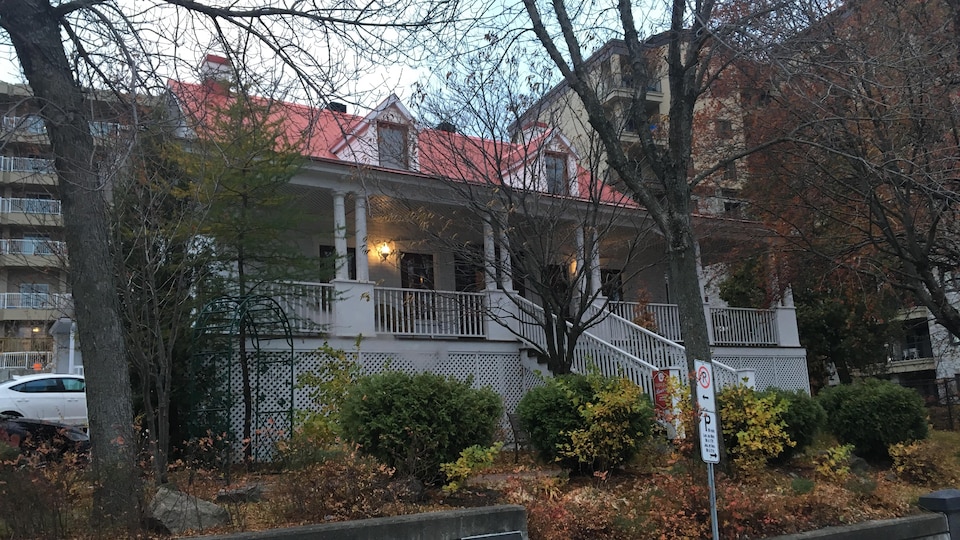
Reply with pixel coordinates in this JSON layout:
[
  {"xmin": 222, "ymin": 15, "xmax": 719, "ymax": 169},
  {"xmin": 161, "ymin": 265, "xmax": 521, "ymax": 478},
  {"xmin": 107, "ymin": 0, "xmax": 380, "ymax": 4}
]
[{"xmin": 0, "ymin": 373, "xmax": 87, "ymax": 425}]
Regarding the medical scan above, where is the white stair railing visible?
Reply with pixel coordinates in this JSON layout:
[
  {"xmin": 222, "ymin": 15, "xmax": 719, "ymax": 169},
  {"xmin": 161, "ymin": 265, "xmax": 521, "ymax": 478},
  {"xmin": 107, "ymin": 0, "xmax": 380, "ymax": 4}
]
[
  {"xmin": 590, "ymin": 301, "xmax": 744, "ymax": 390},
  {"xmin": 587, "ymin": 302, "xmax": 686, "ymax": 372},
  {"xmin": 512, "ymin": 296, "xmax": 661, "ymax": 396}
]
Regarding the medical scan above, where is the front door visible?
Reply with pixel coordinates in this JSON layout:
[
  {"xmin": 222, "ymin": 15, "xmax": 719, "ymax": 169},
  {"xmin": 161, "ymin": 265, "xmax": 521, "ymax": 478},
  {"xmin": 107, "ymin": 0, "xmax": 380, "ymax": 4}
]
[{"xmin": 400, "ymin": 252, "xmax": 434, "ymax": 290}]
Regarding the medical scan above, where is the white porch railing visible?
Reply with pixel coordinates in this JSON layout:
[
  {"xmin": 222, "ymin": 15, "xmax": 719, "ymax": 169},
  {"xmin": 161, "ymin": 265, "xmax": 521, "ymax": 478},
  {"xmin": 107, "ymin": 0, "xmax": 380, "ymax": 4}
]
[
  {"xmin": 0, "ymin": 197, "xmax": 61, "ymax": 215},
  {"xmin": 0, "ymin": 238, "xmax": 65, "ymax": 256},
  {"xmin": 513, "ymin": 296, "xmax": 661, "ymax": 396},
  {"xmin": 0, "ymin": 351, "xmax": 52, "ymax": 369},
  {"xmin": 587, "ymin": 302, "xmax": 686, "ymax": 371},
  {"xmin": 609, "ymin": 301, "xmax": 780, "ymax": 347},
  {"xmin": 710, "ymin": 307, "xmax": 778, "ymax": 346},
  {"xmin": 0, "ymin": 292, "xmax": 71, "ymax": 310},
  {"xmin": 374, "ymin": 287, "xmax": 486, "ymax": 338},
  {"xmin": 0, "ymin": 156, "xmax": 55, "ymax": 173},
  {"xmin": 262, "ymin": 281, "xmax": 335, "ymax": 334}
]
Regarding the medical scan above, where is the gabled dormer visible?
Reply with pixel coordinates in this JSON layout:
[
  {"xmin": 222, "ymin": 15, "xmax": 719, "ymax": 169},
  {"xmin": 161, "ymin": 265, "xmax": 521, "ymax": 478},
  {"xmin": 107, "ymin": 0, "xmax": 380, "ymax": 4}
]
[
  {"xmin": 506, "ymin": 123, "xmax": 580, "ymax": 196},
  {"xmin": 330, "ymin": 94, "xmax": 418, "ymax": 171}
]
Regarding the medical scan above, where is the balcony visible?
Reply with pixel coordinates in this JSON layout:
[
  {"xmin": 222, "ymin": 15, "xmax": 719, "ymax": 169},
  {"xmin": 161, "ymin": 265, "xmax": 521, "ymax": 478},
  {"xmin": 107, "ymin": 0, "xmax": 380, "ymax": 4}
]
[
  {"xmin": 1, "ymin": 115, "xmax": 47, "ymax": 143},
  {"xmin": 0, "ymin": 238, "xmax": 66, "ymax": 267},
  {"xmin": 2, "ymin": 115, "xmax": 127, "ymax": 141},
  {"xmin": 608, "ymin": 301, "xmax": 788, "ymax": 347},
  {"xmin": 0, "ymin": 292, "xmax": 73, "ymax": 321},
  {"xmin": 0, "ymin": 156, "xmax": 56, "ymax": 185},
  {"xmin": 0, "ymin": 197, "xmax": 62, "ymax": 227}
]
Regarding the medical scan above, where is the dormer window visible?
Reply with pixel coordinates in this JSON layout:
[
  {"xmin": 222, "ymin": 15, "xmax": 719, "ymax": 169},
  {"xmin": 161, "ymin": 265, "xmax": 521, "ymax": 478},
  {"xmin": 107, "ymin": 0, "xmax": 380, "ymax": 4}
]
[
  {"xmin": 378, "ymin": 122, "xmax": 408, "ymax": 169},
  {"xmin": 545, "ymin": 152, "xmax": 568, "ymax": 194}
]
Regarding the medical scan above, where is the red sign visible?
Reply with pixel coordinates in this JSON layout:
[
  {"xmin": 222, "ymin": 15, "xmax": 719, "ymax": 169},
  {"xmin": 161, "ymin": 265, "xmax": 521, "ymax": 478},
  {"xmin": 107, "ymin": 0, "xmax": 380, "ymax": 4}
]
[{"xmin": 653, "ymin": 370, "xmax": 670, "ymax": 412}]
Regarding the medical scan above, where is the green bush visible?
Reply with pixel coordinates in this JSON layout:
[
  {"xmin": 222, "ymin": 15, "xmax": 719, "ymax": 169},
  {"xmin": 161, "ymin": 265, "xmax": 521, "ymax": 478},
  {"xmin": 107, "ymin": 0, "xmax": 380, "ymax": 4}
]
[
  {"xmin": 817, "ymin": 379, "xmax": 928, "ymax": 460},
  {"xmin": 339, "ymin": 371, "xmax": 503, "ymax": 484},
  {"xmin": 717, "ymin": 385, "xmax": 794, "ymax": 474},
  {"xmin": 515, "ymin": 374, "xmax": 592, "ymax": 467},
  {"xmin": 516, "ymin": 372, "xmax": 654, "ymax": 472},
  {"xmin": 769, "ymin": 388, "xmax": 826, "ymax": 462}
]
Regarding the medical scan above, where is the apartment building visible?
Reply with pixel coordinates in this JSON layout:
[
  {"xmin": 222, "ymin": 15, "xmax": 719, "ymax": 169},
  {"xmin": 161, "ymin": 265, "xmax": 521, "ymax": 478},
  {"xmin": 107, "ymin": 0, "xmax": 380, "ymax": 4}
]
[
  {"xmin": 516, "ymin": 38, "xmax": 750, "ymax": 217},
  {"xmin": 0, "ymin": 82, "xmax": 130, "ymax": 375}
]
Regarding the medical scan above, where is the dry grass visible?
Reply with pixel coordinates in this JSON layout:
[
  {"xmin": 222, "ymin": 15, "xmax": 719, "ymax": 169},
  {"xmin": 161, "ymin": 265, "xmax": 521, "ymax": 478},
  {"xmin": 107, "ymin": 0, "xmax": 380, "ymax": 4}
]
[{"xmin": 3, "ymin": 431, "xmax": 960, "ymax": 539}]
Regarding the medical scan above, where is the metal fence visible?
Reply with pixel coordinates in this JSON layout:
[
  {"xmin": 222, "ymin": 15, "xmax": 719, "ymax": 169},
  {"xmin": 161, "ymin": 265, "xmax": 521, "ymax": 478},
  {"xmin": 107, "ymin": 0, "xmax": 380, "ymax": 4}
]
[{"xmin": 900, "ymin": 376, "xmax": 960, "ymax": 431}]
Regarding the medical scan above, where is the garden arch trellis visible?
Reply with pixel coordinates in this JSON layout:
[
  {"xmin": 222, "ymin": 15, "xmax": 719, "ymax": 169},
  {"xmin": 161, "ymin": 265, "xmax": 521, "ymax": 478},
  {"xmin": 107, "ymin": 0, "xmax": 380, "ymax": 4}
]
[{"xmin": 189, "ymin": 295, "xmax": 294, "ymax": 468}]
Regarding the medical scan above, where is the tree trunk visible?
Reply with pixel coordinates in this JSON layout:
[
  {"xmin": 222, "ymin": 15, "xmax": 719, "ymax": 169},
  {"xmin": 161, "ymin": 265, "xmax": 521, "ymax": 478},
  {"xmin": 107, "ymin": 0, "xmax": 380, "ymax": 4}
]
[{"xmin": 0, "ymin": 0, "xmax": 141, "ymax": 529}]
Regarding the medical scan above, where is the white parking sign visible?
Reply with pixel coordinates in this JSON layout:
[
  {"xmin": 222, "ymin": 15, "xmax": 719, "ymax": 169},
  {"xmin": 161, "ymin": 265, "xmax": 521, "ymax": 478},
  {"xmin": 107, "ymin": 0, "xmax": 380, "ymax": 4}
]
[{"xmin": 695, "ymin": 360, "xmax": 721, "ymax": 464}]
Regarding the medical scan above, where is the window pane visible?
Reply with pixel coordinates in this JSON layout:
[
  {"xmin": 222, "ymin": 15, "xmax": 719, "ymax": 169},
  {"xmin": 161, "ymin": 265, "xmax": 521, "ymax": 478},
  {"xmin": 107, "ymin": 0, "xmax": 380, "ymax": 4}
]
[
  {"xmin": 62, "ymin": 378, "xmax": 85, "ymax": 392},
  {"xmin": 545, "ymin": 154, "xmax": 567, "ymax": 194},
  {"xmin": 378, "ymin": 124, "xmax": 408, "ymax": 169}
]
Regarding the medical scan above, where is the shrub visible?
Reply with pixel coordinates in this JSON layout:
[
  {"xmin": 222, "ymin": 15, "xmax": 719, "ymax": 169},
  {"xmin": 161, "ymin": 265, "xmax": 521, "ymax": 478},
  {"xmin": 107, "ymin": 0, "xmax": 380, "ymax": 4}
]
[
  {"xmin": 817, "ymin": 379, "xmax": 928, "ymax": 460},
  {"xmin": 718, "ymin": 384, "xmax": 794, "ymax": 474},
  {"xmin": 515, "ymin": 373, "xmax": 593, "ymax": 466},
  {"xmin": 517, "ymin": 372, "xmax": 654, "ymax": 473},
  {"xmin": 889, "ymin": 441, "xmax": 941, "ymax": 485},
  {"xmin": 295, "ymin": 341, "xmax": 362, "ymax": 446},
  {"xmin": 814, "ymin": 444, "xmax": 854, "ymax": 483},
  {"xmin": 768, "ymin": 388, "xmax": 826, "ymax": 461},
  {"xmin": 339, "ymin": 370, "xmax": 503, "ymax": 484},
  {"xmin": 440, "ymin": 442, "xmax": 503, "ymax": 493}
]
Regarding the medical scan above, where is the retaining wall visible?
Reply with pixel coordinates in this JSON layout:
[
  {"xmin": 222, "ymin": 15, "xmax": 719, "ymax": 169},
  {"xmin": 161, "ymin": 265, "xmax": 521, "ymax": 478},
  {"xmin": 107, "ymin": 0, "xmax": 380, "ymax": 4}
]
[
  {"xmin": 765, "ymin": 513, "xmax": 947, "ymax": 540},
  {"xmin": 187, "ymin": 505, "xmax": 527, "ymax": 540}
]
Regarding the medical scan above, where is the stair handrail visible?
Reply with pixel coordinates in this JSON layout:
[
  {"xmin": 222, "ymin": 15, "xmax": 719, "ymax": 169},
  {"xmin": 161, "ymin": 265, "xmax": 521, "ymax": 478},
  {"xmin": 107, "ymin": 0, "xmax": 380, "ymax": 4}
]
[
  {"xmin": 513, "ymin": 295, "xmax": 661, "ymax": 396},
  {"xmin": 590, "ymin": 301, "xmax": 743, "ymax": 387}
]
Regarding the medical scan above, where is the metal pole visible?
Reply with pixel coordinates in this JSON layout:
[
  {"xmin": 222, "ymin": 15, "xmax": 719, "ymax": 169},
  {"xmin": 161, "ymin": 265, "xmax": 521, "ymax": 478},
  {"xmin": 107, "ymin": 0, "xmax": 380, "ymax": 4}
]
[{"xmin": 708, "ymin": 462, "xmax": 720, "ymax": 540}]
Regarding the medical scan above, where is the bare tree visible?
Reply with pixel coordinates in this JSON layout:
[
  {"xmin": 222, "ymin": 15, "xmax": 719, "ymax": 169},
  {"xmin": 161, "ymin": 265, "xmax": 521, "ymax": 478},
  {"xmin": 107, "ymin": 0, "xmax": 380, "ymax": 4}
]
[
  {"xmin": 407, "ymin": 63, "xmax": 662, "ymax": 373},
  {"xmin": 0, "ymin": 0, "xmax": 461, "ymax": 529},
  {"xmin": 748, "ymin": 0, "xmax": 960, "ymax": 341},
  {"xmin": 514, "ymin": 0, "xmax": 796, "ymax": 372}
]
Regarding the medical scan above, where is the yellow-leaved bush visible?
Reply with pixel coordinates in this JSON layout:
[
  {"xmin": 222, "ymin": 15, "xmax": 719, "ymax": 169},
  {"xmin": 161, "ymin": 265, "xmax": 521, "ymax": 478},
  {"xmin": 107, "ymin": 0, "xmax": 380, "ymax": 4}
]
[
  {"xmin": 718, "ymin": 385, "xmax": 795, "ymax": 474},
  {"xmin": 556, "ymin": 373, "xmax": 654, "ymax": 473}
]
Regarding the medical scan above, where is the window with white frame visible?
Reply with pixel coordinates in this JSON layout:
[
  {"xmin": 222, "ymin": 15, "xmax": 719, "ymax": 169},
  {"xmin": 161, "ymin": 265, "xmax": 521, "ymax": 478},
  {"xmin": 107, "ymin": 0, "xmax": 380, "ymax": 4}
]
[
  {"xmin": 544, "ymin": 152, "xmax": 568, "ymax": 195},
  {"xmin": 19, "ymin": 282, "xmax": 50, "ymax": 308},
  {"xmin": 377, "ymin": 122, "xmax": 408, "ymax": 169}
]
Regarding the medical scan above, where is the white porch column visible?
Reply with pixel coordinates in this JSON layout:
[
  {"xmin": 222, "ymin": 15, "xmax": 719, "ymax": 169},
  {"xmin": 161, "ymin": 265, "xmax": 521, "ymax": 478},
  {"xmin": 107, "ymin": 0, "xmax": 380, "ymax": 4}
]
[
  {"xmin": 333, "ymin": 190, "xmax": 348, "ymax": 280},
  {"xmin": 575, "ymin": 226, "xmax": 586, "ymax": 296},
  {"xmin": 483, "ymin": 218, "xmax": 497, "ymax": 291},
  {"xmin": 590, "ymin": 228, "xmax": 602, "ymax": 296},
  {"xmin": 497, "ymin": 219, "xmax": 513, "ymax": 290},
  {"xmin": 355, "ymin": 193, "xmax": 370, "ymax": 282},
  {"xmin": 332, "ymin": 281, "xmax": 376, "ymax": 337},
  {"xmin": 775, "ymin": 286, "xmax": 801, "ymax": 347}
]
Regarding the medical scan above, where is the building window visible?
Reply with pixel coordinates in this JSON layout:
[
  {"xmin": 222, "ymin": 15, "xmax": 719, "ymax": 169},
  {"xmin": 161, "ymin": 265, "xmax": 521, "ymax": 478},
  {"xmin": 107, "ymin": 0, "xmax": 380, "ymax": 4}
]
[
  {"xmin": 601, "ymin": 269, "xmax": 623, "ymax": 301},
  {"xmin": 400, "ymin": 252, "xmax": 434, "ymax": 290},
  {"xmin": 19, "ymin": 283, "xmax": 50, "ymax": 309},
  {"xmin": 378, "ymin": 122, "xmax": 408, "ymax": 169},
  {"xmin": 544, "ymin": 152, "xmax": 568, "ymax": 195},
  {"xmin": 319, "ymin": 245, "xmax": 356, "ymax": 281},
  {"xmin": 716, "ymin": 119, "xmax": 733, "ymax": 139}
]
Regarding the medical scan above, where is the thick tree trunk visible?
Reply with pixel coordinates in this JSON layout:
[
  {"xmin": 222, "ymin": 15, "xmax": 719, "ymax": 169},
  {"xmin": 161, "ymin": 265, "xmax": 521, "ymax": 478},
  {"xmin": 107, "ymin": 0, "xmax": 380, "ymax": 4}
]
[{"xmin": 0, "ymin": 0, "xmax": 141, "ymax": 529}]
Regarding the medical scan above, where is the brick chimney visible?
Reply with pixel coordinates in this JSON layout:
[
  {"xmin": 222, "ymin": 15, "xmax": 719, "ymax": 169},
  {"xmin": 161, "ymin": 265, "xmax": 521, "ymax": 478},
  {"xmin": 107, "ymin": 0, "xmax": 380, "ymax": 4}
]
[{"xmin": 200, "ymin": 54, "xmax": 232, "ymax": 93}]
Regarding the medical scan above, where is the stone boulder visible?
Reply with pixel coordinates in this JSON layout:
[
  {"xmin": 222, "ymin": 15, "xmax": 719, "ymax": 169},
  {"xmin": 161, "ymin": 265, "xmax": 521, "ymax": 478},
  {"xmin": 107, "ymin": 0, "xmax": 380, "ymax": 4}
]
[{"xmin": 147, "ymin": 485, "xmax": 230, "ymax": 534}]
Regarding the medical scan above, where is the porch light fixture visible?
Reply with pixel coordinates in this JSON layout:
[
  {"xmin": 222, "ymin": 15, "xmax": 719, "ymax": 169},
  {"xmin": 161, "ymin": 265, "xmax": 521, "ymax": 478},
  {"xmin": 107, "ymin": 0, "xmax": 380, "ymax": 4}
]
[{"xmin": 377, "ymin": 242, "xmax": 393, "ymax": 262}]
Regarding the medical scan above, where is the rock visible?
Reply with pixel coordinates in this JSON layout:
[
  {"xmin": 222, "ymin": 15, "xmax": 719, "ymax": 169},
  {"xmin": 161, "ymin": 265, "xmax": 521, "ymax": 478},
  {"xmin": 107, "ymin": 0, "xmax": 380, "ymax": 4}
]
[
  {"xmin": 216, "ymin": 484, "xmax": 263, "ymax": 503},
  {"xmin": 147, "ymin": 485, "xmax": 230, "ymax": 534}
]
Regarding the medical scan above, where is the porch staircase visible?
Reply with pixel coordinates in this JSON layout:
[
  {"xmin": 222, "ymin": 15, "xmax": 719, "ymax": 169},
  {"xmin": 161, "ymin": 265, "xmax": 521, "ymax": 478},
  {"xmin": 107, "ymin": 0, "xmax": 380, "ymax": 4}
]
[
  {"xmin": 508, "ymin": 296, "xmax": 741, "ymax": 396},
  {"xmin": 511, "ymin": 296, "xmax": 662, "ymax": 395}
]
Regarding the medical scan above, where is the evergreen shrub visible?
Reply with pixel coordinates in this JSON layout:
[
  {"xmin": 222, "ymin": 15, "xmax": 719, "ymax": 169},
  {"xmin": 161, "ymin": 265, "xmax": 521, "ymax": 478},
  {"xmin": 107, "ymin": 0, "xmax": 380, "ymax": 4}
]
[
  {"xmin": 816, "ymin": 379, "xmax": 928, "ymax": 460},
  {"xmin": 516, "ymin": 372, "xmax": 654, "ymax": 472},
  {"xmin": 339, "ymin": 371, "xmax": 503, "ymax": 484},
  {"xmin": 768, "ymin": 388, "xmax": 826, "ymax": 461}
]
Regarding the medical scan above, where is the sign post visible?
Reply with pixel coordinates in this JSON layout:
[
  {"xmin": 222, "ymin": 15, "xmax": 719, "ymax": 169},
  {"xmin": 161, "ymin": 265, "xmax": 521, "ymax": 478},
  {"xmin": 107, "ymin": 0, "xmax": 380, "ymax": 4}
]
[
  {"xmin": 653, "ymin": 368, "xmax": 683, "ymax": 438},
  {"xmin": 695, "ymin": 359, "xmax": 721, "ymax": 540}
]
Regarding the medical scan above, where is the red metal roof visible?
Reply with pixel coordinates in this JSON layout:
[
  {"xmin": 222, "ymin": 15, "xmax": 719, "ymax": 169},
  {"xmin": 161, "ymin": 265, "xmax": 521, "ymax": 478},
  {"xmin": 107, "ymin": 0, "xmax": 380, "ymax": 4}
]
[{"xmin": 168, "ymin": 80, "xmax": 633, "ymax": 206}]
